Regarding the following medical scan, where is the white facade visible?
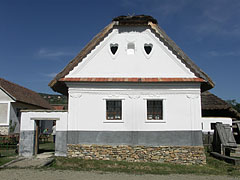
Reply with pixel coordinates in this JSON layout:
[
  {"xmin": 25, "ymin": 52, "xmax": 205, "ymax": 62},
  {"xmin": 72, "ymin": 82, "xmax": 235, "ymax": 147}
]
[
  {"xmin": 67, "ymin": 82, "xmax": 202, "ymax": 132},
  {"xmin": 19, "ymin": 110, "xmax": 68, "ymax": 157},
  {"xmin": 201, "ymin": 117, "xmax": 232, "ymax": 133},
  {"xmin": 20, "ymin": 111, "xmax": 68, "ymax": 132}
]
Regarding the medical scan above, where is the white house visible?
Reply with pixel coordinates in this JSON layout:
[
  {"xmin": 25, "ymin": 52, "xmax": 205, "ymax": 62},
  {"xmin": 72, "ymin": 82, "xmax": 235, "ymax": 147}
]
[
  {"xmin": 20, "ymin": 15, "xmax": 215, "ymax": 164},
  {"xmin": 0, "ymin": 78, "xmax": 51, "ymax": 135}
]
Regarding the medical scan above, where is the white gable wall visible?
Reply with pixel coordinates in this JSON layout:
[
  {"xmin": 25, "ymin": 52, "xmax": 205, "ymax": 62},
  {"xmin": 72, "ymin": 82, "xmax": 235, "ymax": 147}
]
[
  {"xmin": 66, "ymin": 27, "xmax": 196, "ymax": 78},
  {"xmin": 0, "ymin": 88, "xmax": 13, "ymax": 101}
]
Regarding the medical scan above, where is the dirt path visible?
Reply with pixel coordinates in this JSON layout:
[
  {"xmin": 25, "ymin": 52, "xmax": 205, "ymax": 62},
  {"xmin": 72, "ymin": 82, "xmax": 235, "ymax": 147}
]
[{"xmin": 0, "ymin": 169, "xmax": 238, "ymax": 180}]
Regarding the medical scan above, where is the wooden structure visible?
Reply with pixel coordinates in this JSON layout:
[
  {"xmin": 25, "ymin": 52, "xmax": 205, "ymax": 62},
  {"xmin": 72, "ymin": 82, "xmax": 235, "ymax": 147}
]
[{"xmin": 211, "ymin": 122, "xmax": 240, "ymax": 165}]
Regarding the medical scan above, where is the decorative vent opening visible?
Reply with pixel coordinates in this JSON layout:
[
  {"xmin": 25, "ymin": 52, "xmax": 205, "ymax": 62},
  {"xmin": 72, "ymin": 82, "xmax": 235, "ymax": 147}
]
[
  {"xmin": 144, "ymin": 43, "xmax": 153, "ymax": 55},
  {"xmin": 127, "ymin": 42, "xmax": 135, "ymax": 55},
  {"xmin": 110, "ymin": 43, "xmax": 118, "ymax": 55}
]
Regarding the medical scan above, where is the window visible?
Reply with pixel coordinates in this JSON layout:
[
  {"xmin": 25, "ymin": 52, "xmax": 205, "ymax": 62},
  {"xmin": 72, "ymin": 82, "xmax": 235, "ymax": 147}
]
[
  {"xmin": 0, "ymin": 103, "xmax": 8, "ymax": 124},
  {"xmin": 147, "ymin": 100, "xmax": 163, "ymax": 120},
  {"xmin": 106, "ymin": 100, "xmax": 122, "ymax": 120}
]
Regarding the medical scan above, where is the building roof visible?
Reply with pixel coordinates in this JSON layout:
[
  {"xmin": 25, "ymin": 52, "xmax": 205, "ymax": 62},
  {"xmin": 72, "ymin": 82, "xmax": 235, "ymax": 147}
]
[
  {"xmin": 201, "ymin": 91, "xmax": 240, "ymax": 119},
  {"xmin": 49, "ymin": 15, "xmax": 214, "ymax": 95},
  {"xmin": 0, "ymin": 78, "xmax": 52, "ymax": 109}
]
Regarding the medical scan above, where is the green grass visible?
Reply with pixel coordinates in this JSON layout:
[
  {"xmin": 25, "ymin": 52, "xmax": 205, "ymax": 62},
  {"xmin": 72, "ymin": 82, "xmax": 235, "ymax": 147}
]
[
  {"xmin": 0, "ymin": 148, "xmax": 17, "ymax": 166},
  {"xmin": 0, "ymin": 156, "xmax": 16, "ymax": 166},
  {"xmin": 38, "ymin": 142, "xmax": 55, "ymax": 154},
  {"xmin": 49, "ymin": 153, "xmax": 240, "ymax": 176}
]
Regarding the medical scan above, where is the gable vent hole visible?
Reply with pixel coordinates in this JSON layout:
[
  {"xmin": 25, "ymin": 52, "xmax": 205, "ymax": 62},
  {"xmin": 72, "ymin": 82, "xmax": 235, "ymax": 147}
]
[
  {"xmin": 127, "ymin": 43, "xmax": 135, "ymax": 55},
  {"xmin": 144, "ymin": 43, "xmax": 153, "ymax": 55},
  {"xmin": 110, "ymin": 44, "xmax": 118, "ymax": 55}
]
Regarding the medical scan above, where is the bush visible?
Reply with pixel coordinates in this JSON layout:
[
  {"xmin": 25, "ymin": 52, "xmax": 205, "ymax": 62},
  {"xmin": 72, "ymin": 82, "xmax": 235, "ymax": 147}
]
[{"xmin": 0, "ymin": 134, "xmax": 19, "ymax": 146}]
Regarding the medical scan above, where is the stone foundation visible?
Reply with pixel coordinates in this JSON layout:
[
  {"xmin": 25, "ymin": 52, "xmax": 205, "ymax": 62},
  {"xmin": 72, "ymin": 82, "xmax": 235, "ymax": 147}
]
[
  {"xmin": 68, "ymin": 144, "xmax": 206, "ymax": 165},
  {"xmin": 0, "ymin": 126, "xmax": 9, "ymax": 135}
]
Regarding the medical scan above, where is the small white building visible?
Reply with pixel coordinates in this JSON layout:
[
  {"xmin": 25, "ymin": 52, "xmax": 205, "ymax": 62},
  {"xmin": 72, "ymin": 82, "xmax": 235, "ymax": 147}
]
[
  {"xmin": 201, "ymin": 91, "xmax": 240, "ymax": 133},
  {"xmin": 0, "ymin": 78, "xmax": 51, "ymax": 135},
  {"xmin": 20, "ymin": 15, "xmax": 216, "ymax": 164}
]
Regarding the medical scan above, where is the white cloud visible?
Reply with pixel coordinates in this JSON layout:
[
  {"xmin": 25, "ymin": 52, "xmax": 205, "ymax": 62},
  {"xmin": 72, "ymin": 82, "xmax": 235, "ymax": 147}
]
[
  {"xmin": 42, "ymin": 73, "xmax": 58, "ymax": 78},
  {"xmin": 208, "ymin": 50, "xmax": 240, "ymax": 57},
  {"xmin": 202, "ymin": 0, "xmax": 240, "ymax": 23},
  {"xmin": 189, "ymin": 0, "xmax": 240, "ymax": 37},
  {"xmin": 46, "ymin": 73, "xmax": 57, "ymax": 78},
  {"xmin": 38, "ymin": 48, "xmax": 76, "ymax": 58}
]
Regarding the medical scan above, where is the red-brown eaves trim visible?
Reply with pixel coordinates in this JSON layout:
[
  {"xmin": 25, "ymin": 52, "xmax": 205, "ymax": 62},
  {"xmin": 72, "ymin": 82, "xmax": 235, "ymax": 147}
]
[{"xmin": 60, "ymin": 77, "xmax": 204, "ymax": 83}]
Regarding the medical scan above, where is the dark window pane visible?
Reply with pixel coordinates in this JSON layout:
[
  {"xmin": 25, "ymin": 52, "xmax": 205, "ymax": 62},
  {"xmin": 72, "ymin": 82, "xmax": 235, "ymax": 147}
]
[
  {"xmin": 147, "ymin": 100, "xmax": 163, "ymax": 120},
  {"xmin": 106, "ymin": 100, "xmax": 122, "ymax": 120}
]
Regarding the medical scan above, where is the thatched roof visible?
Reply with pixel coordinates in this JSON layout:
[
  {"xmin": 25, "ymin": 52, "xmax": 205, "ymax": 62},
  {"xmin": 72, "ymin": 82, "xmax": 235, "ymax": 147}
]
[
  {"xmin": 49, "ymin": 15, "xmax": 214, "ymax": 95},
  {"xmin": 201, "ymin": 91, "xmax": 240, "ymax": 119},
  {"xmin": 0, "ymin": 78, "xmax": 52, "ymax": 109}
]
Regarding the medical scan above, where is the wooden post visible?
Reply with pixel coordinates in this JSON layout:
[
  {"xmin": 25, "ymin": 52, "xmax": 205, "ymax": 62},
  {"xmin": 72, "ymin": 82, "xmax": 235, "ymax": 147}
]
[{"xmin": 34, "ymin": 120, "xmax": 39, "ymax": 155}]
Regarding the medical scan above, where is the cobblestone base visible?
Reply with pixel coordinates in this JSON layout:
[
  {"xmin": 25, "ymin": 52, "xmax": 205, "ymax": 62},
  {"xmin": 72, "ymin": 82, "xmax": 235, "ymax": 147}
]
[
  {"xmin": 68, "ymin": 144, "xmax": 206, "ymax": 165},
  {"xmin": 0, "ymin": 126, "xmax": 9, "ymax": 135}
]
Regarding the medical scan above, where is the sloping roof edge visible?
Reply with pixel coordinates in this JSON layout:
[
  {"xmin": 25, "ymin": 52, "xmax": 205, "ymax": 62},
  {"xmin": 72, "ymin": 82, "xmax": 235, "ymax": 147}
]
[
  {"xmin": 0, "ymin": 87, "xmax": 16, "ymax": 101},
  {"xmin": 0, "ymin": 78, "xmax": 52, "ymax": 109},
  {"xmin": 49, "ymin": 15, "xmax": 214, "ymax": 95},
  {"xmin": 48, "ymin": 21, "xmax": 116, "ymax": 95},
  {"xmin": 201, "ymin": 91, "xmax": 240, "ymax": 119}
]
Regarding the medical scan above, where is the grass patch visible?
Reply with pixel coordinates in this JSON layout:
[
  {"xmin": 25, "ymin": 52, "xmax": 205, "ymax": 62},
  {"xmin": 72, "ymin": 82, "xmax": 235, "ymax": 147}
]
[
  {"xmin": 49, "ymin": 153, "xmax": 240, "ymax": 176},
  {"xmin": 0, "ymin": 156, "xmax": 16, "ymax": 166},
  {"xmin": 0, "ymin": 149, "xmax": 17, "ymax": 166},
  {"xmin": 39, "ymin": 142, "xmax": 55, "ymax": 154}
]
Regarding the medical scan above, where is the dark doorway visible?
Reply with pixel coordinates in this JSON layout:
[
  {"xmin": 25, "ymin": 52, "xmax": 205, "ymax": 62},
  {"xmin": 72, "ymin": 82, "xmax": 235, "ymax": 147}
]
[{"xmin": 34, "ymin": 120, "xmax": 55, "ymax": 154}]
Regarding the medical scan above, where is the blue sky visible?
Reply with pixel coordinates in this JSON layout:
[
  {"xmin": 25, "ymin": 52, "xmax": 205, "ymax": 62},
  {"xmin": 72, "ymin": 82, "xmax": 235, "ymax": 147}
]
[{"xmin": 0, "ymin": 0, "xmax": 240, "ymax": 101}]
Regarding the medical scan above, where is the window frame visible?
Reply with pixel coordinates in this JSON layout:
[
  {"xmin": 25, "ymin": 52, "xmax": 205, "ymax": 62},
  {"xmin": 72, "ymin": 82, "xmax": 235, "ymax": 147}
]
[
  {"xmin": 0, "ymin": 102, "xmax": 11, "ymax": 126},
  {"xmin": 103, "ymin": 98, "xmax": 124, "ymax": 123},
  {"xmin": 144, "ymin": 98, "xmax": 166, "ymax": 123}
]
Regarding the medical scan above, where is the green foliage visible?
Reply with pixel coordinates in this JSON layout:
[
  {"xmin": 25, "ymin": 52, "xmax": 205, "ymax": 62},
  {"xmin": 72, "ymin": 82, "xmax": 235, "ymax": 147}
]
[
  {"xmin": 227, "ymin": 99, "xmax": 240, "ymax": 113},
  {"xmin": 39, "ymin": 93, "xmax": 68, "ymax": 105},
  {"xmin": 0, "ymin": 135, "xmax": 19, "ymax": 146}
]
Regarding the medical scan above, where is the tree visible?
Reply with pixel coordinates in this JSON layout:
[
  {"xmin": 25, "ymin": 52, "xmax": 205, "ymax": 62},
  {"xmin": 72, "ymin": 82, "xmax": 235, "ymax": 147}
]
[{"xmin": 226, "ymin": 99, "xmax": 240, "ymax": 113}]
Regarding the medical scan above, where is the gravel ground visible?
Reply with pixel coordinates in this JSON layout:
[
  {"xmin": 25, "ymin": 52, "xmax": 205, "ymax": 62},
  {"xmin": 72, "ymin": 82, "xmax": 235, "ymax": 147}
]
[{"xmin": 0, "ymin": 169, "xmax": 239, "ymax": 180}]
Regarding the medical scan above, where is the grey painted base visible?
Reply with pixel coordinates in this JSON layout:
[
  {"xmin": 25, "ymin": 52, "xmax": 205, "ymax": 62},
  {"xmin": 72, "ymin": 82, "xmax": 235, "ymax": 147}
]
[
  {"xmin": 19, "ymin": 131, "xmax": 35, "ymax": 157},
  {"xmin": 19, "ymin": 130, "xmax": 203, "ymax": 157},
  {"xmin": 55, "ymin": 131, "xmax": 67, "ymax": 156},
  {"xmin": 66, "ymin": 130, "xmax": 203, "ymax": 146}
]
